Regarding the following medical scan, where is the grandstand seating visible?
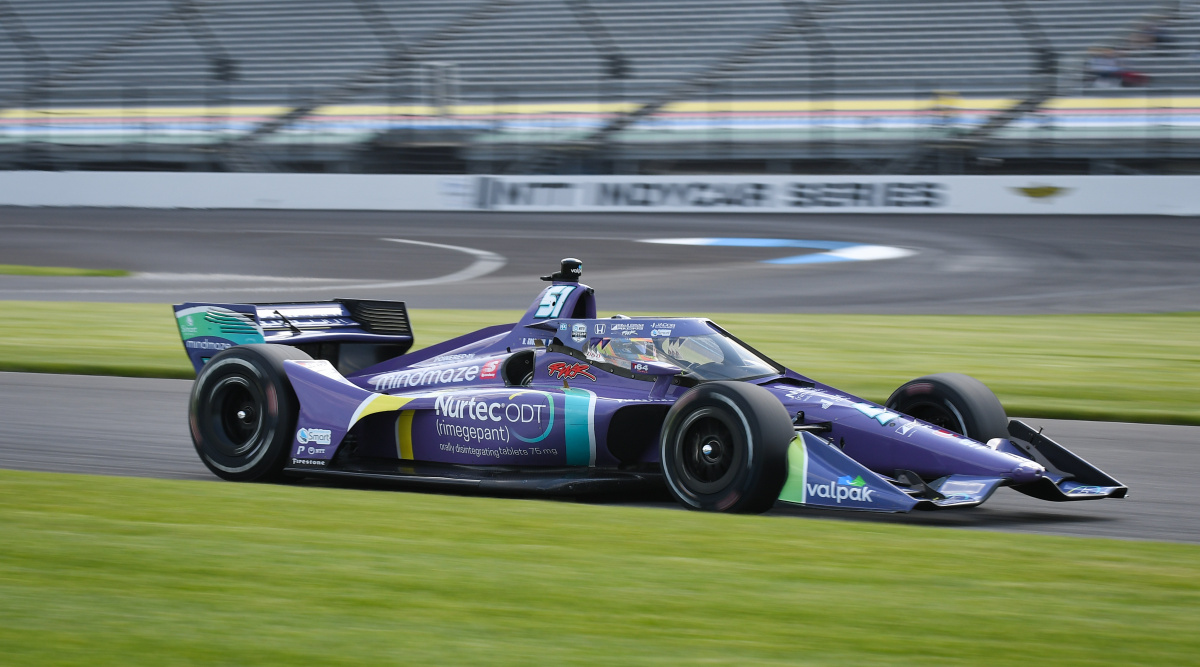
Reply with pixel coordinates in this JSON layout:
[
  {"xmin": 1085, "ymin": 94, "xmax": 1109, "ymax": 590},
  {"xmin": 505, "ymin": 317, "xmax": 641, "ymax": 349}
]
[
  {"xmin": 0, "ymin": 0, "xmax": 1193, "ymax": 173},
  {"xmin": 1, "ymin": 0, "xmax": 1187, "ymax": 108}
]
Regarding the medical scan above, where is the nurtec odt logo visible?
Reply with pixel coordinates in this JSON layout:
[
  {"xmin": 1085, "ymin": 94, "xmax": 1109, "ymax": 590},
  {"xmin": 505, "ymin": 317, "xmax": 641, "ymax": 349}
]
[{"xmin": 806, "ymin": 475, "xmax": 875, "ymax": 503}]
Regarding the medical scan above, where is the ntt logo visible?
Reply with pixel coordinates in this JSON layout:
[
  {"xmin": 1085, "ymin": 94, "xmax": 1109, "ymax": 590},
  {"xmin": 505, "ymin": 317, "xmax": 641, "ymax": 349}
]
[{"xmin": 806, "ymin": 475, "xmax": 875, "ymax": 504}]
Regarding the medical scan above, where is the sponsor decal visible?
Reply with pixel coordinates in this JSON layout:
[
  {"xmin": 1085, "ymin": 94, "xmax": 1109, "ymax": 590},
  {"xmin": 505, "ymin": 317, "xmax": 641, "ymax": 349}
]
[
  {"xmin": 433, "ymin": 391, "xmax": 555, "ymax": 445},
  {"xmin": 1067, "ymin": 485, "xmax": 1109, "ymax": 496},
  {"xmin": 476, "ymin": 178, "xmax": 578, "ymax": 209},
  {"xmin": 632, "ymin": 363, "xmax": 649, "ymax": 373},
  {"xmin": 296, "ymin": 444, "xmax": 328, "ymax": 456},
  {"xmin": 651, "ymin": 322, "xmax": 675, "ymax": 329},
  {"xmin": 296, "ymin": 428, "xmax": 331, "ymax": 446},
  {"xmin": 933, "ymin": 428, "xmax": 963, "ymax": 439},
  {"xmin": 547, "ymin": 361, "xmax": 597, "ymax": 381},
  {"xmin": 436, "ymin": 443, "xmax": 561, "ymax": 458},
  {"xmin": 806, "ymin": 475, "xmax": 876, "ymax": 504},
  {"xmin": 781, "ymin": 387, "xmax": 854, "ymax": 411},
  {"xmin": 435, "ymin": 394, "xmax": 547, "ymax": 424},
  {"xmin": 786, "ymin": 182, "xmax": 944, "ymax": 208},
  {"xmin": 650, "ymin": 329, "xmax": 673, "ymax": 337},
  {"xmin": 571, "ymin": 322, "xmax": 587, "ymax": 343},
  {"xmin": 939, "ymin": 480, "xmax": 986, "ymax": 496},
  {"xmin": 594, "ymin": 182, "xmax": 772, "ymax": 208},
  {"xmin": 480, "ymin": 359, "xmax": 502, "ymax": 380},
  {"xmin": 854, "ymin": 403, "xmax": 899, "ymax": 426},
  {"xmin": 427, "ymin": 352, "xmax": 475, "ymax": 364},
  {"xmin": 261, "ymin": 315, "xmax": 357, "ymax": 329},
  {"xmin": 292, "ymin": 359, "xmax": 355, "ymax": 385},
  {"xmin": 369, "ymin": 364, "xmax": 480, "ymax": 391},
  {"xmin": 184, "ymin": 339, "xmax": 232, "ymax": 351},
  {"xmin": 895, "ymin": 421, "xmax": 917, "ymax": 436},
  {"xmin": 559, "ymin": 322, "xmax": 569, "ymax": 330},
  {"xmin": 594, "ymin": 323, "xmax": 605, "ymax": 335},
  {"xmin": 1011, "ymin": 184, "xmax": 1069, "ymax": 200},
  {"xmin": 291, "ymin": 458, "xmax": 327, "ymax": 466},
  {"xmin": 607, "ymin": 322, "xmax": 644, "ymax": 334}
]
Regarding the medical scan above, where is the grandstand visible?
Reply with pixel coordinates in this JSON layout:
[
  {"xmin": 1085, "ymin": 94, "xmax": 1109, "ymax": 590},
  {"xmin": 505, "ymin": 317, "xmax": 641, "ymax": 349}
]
[{"xmin": 0, "ymin": 0, "xmax": 1195, "ymax": 174}]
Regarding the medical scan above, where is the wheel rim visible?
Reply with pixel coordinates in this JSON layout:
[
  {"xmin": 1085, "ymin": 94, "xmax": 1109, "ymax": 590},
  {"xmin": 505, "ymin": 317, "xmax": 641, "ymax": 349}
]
[
  {"xmin": 673, "ymin": 408, "xmax": 742, "ymax": 495},
  {"xmin": 208, "ymin": 375, "xmax": 266, "ymax": 457},
  {"xmin": 901, "ymin": 401, "xmax": 966, "ymax": 435}
]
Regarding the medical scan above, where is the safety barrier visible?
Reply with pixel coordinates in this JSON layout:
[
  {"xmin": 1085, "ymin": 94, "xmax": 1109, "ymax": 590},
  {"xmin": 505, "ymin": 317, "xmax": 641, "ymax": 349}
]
[{"xmin": 3, "ymin": 171, "xmax": 1200, "ymax": 215}]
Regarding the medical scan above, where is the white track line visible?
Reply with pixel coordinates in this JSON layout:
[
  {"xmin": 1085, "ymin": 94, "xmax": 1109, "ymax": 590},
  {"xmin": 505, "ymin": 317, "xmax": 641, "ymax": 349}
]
[{"xmin": 0, "ymin": 238, "xmax": 506, "ymax": 295}]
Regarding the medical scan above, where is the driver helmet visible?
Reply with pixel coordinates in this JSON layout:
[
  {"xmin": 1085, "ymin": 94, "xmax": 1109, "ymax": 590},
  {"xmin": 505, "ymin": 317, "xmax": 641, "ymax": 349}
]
[{"xmin": 609, "ymin": 337, "xmax": 657, "ymax": 362}]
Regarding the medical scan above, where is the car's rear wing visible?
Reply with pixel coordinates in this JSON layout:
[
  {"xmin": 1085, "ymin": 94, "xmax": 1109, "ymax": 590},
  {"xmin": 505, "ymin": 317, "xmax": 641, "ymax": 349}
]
[{"xmin": 173, "ymin": 299, "xmax": 413, "ymax": 375}]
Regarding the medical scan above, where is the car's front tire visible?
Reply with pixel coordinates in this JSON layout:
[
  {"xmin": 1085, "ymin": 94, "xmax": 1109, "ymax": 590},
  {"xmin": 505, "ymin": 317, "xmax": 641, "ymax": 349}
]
[
  {"xmin": 660, "ymin": 381, "xmax": 794, "ymax": 513},
  {"xmin": 189, "ymin": 344, "xmax": 312, "ymax": 482},
  {"xmin": 885, "ymin": 372, "xmax": 1008, "ymax": 442}
]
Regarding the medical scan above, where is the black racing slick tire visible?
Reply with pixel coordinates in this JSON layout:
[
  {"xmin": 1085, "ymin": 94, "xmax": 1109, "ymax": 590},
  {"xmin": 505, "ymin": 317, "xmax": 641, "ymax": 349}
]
[
  {"xmin": 660, "ymin": 381, "xmax": 794, "ymax": 514},
  {"xmin": 189, "ymin": 344, "xmax": 313, "ymax": 482},
  {"xmin": 885, "ymin": 372, "xmax": 1008, "ymax": 442}
]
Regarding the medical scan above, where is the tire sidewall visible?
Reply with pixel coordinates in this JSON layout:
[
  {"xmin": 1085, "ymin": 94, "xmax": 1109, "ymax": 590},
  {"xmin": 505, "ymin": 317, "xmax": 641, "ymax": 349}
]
[
  {"xmin": 660, "ymin": 382, "xmax": 792, "ymax": 513},
  {"xmin": 189, "ymin": 345, "xmax": 304, "ymax": 481},
  {"xmin": 885, "ymin": 373, "xmax": 1008, "ymax": 442}
]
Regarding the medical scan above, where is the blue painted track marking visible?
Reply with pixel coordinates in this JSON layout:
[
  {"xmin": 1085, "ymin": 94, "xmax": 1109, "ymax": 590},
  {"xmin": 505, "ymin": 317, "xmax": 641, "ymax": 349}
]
[{"xmin": 638, "ymin": 237, "xmax": 915, "ymax": 264}]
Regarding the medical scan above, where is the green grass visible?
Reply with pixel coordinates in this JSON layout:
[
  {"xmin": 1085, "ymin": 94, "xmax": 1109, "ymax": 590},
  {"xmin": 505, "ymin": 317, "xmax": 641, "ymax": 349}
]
[
  {"xmin": 0, "ymin": 264, "xmax": 129, "ymax": 277},
  {"xmin": 1, "ymin": 302, "xmax": 1198, "ymax": 424},
  {"xmin": 0, "ymin": 469, "xmax": 1196, "ymax": 666}
]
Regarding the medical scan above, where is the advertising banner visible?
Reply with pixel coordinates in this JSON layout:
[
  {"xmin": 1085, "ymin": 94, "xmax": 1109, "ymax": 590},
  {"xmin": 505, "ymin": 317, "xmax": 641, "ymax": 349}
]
[{"xmin": 4, "ymin": 171, "xmax": 1200, "ymax": 215}]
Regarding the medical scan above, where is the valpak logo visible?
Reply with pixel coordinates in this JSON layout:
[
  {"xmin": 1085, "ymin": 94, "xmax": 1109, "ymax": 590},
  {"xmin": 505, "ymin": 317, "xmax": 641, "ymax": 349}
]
[
  {"xmin": 807, "ymin": 475, "xmax": 875, "ymax": 504},
  {"xmin": 296, "ymin": 428, "xmax": 331, "ymax": 446}
]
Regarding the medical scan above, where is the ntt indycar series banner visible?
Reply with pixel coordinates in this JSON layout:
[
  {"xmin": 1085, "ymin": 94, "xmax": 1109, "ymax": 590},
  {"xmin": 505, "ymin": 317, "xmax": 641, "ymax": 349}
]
[
  {"xmin": 456, "ymin": 174, "xmax": 1200, "ymax": 215},
  {"xmin": 471, "ymin": 176, "xmax": 944, "ymax": 211}
]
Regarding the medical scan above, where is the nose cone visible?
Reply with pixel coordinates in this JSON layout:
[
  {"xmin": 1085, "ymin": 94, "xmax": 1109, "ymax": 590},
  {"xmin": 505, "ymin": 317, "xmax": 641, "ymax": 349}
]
[{"xmin": 1010, "ymin": 460, "xmax": 1046, "ymax": 484}]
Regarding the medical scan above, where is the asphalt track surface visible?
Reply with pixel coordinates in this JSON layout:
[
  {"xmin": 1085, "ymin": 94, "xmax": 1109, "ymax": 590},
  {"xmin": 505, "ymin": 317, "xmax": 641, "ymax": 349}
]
[
  {"xmin": 2, "ymin": 207, "xmax": 1198, "ymax": 543},
  {"xmin": 4, "ymin": 207, "xmax": 1200, "ymax": 313}
]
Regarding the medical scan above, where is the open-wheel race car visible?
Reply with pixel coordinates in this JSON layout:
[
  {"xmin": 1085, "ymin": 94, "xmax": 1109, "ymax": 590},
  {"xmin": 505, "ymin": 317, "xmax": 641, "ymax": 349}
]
[{"xmin": 175, "ymin": 258, "xmax": 1126, "ymax": 514}]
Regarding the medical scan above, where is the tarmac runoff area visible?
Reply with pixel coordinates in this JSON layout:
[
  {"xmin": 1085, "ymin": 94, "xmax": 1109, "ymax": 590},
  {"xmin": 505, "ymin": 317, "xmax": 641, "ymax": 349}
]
[{"xmin": 1, "ymin": 208, "xmax": 1199, "ymax": 542}]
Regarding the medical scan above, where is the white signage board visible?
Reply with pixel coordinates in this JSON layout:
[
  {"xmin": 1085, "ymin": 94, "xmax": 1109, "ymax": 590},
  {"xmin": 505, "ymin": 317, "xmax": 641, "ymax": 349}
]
[{"xmin": 3, "ymin": 171, "xmax": 1200, "ymax": 215}]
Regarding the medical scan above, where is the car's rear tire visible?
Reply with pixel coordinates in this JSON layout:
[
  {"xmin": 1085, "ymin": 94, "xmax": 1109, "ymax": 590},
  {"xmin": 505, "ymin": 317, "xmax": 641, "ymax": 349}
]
[
  {"xmin": 885, "ymin": 373, "xmax": 1008, "ymax": 442},
  {"xmin": 660, "ymin": 381, "xmax": 794, "ymax": 514},
  {"xmin": 189, "ymin": 344, "xmax": 312, "ymax": 482}
]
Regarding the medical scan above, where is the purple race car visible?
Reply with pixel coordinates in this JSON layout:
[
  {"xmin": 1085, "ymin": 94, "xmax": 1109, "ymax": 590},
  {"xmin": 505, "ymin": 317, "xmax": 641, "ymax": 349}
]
[{"xmin": 175, "ymin": 258, "xmax": 1126, "ymax": 514}]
